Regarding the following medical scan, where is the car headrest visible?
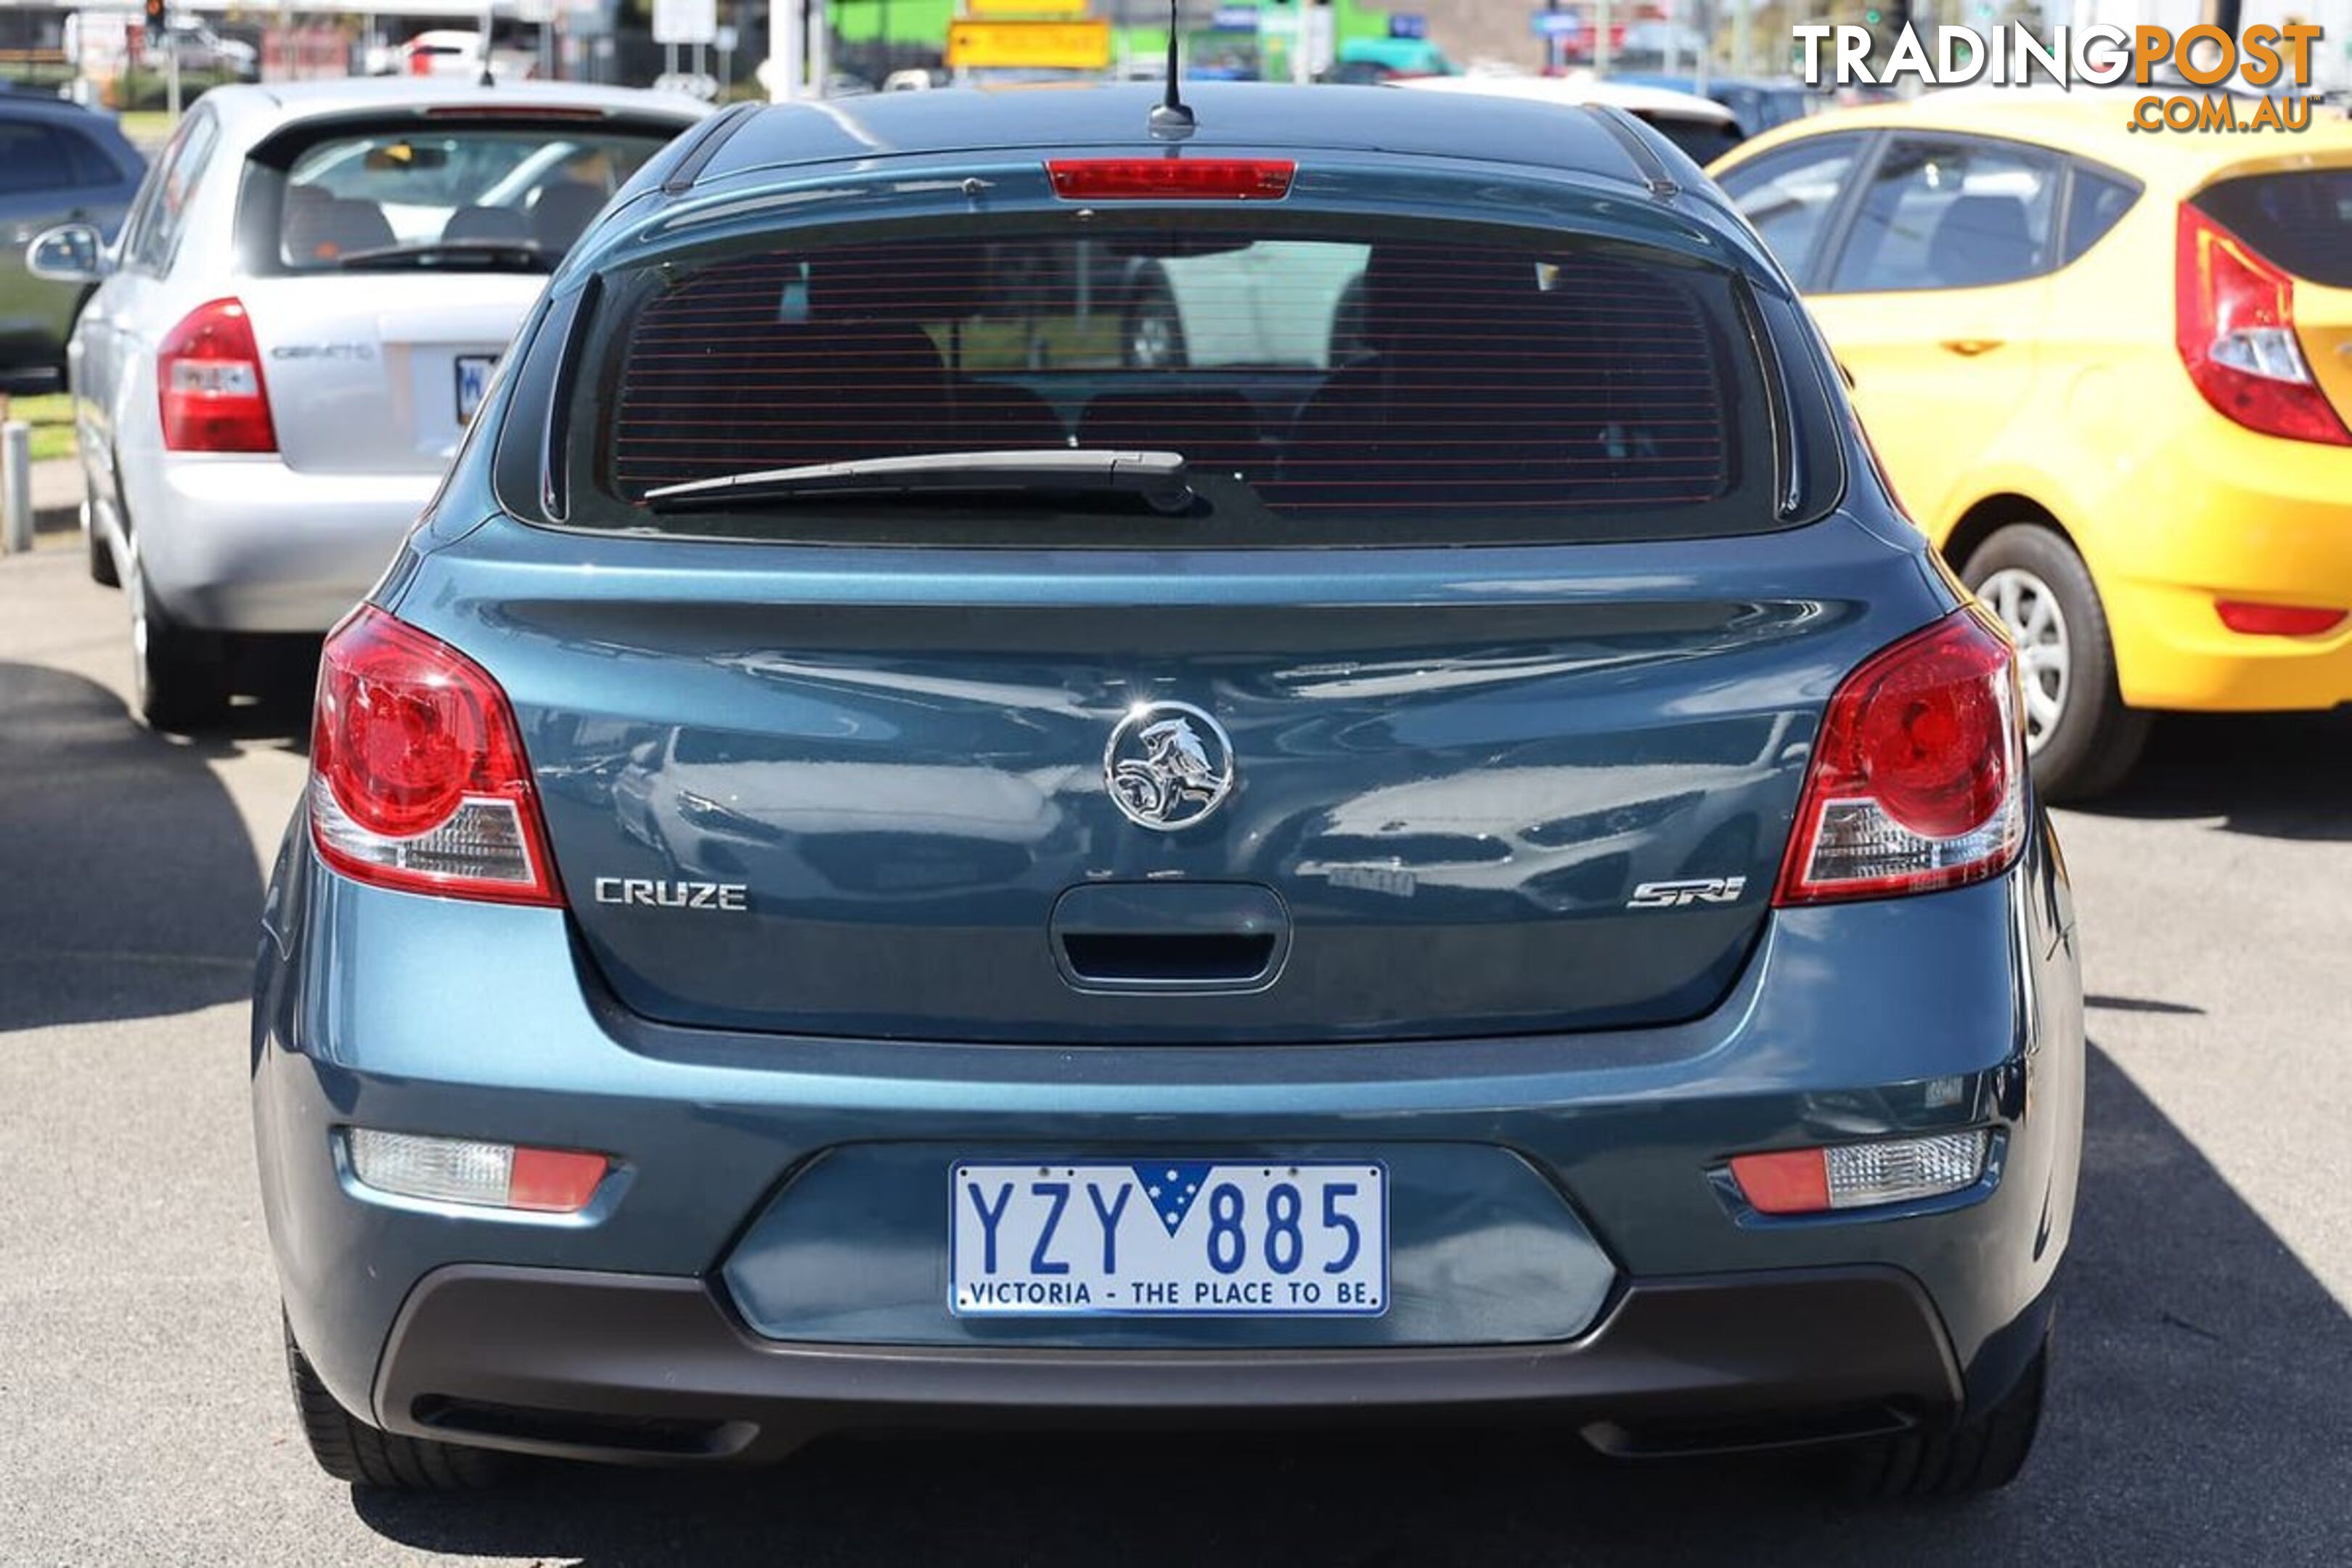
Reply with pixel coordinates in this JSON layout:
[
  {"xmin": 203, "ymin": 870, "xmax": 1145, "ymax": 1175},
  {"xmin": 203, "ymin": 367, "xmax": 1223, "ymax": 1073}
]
[
  {"xmin": 442, "ymin": 204, "xmax": 529, "ymax": 245},
  {"xmin": 282, "ymin": 194, "xmax": 394, "ymax": 265},
  {"xmin": 805, "ymin": 244, "xmax": 987, "ymax": 324},
  {"xmin": 1360, "ymin": 245, "xmax": 1547, "ymax": 351},
  {"xmin": 1930, "ymin": 195, "xmax": 2036, "ymax": 287},
  {"xmin": 529, "ymin": 183, "xmax": 608, "ymax": 256}
]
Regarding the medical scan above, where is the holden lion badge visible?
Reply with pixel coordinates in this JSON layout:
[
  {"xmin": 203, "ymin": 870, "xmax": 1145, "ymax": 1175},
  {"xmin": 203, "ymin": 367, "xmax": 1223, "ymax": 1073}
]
[{"xmin": 1103, "ymin": 701, "xmax": 1236, "ymax": 831}]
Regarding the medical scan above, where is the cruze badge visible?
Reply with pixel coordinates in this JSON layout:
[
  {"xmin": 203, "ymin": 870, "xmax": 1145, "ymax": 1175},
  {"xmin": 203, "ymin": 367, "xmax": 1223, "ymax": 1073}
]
[
  {"xmin": 1627, "ymin": 876, "xmax": 1747, "ymax": 909},
  {"xmin": 593, "ymin": 877, "xmax": 748, "ymax": 911},
  {"xmin": 1104, "ymin": 701, "xmax": 1236, "ymax": 831}
]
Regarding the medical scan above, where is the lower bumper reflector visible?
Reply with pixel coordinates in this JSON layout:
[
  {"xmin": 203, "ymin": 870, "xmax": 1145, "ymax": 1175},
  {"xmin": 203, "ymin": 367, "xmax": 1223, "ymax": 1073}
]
[
  {"xmin": 1731, "ymin": 1130, "xmax": 1988, "ymax": 1215},
  {"xmin": 346, "ymin": 1128, "xmax": 608, "ymax": 1213}
]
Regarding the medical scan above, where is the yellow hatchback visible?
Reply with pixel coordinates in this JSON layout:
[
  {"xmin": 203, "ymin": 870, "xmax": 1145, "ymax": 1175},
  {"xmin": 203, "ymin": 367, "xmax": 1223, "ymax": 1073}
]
[{"xmin": 1713, "ymin": 96, "xmax": 2352, "ymax": 798}]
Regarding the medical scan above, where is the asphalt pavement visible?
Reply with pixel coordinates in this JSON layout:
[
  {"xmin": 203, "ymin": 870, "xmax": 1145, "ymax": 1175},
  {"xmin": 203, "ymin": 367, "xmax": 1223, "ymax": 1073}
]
[{"xmin": 1, "ymin": 538, "xmax": 2346, "ymax": 1565}]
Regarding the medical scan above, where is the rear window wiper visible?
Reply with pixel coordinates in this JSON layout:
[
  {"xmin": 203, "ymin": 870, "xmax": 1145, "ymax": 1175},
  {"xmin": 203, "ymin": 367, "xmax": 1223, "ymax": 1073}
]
[
  {"xmin": 331, "ymin": 240, "xmax": 555, "ymax": 273},
  {"xmin": 642, "ymin": 449, "xmax": 1197, "ymax": 515}
]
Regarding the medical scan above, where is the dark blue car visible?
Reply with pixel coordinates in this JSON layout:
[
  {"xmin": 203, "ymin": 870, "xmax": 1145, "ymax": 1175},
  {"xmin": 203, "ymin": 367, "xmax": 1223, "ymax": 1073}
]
[{"xmin": 253, "ymin": 83, "xmax": 2083, "ymax": 1499}]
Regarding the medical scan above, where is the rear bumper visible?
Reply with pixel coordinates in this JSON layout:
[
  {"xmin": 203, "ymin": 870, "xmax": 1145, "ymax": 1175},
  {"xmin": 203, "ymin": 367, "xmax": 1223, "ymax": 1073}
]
[
  {"xmin": 2102, "ymin": 425, "xmax": 2352, "ymax": 712},
  {"xmin": 370, "ymin": 1262, "xmax": 1988, "ymax": 1464},
  {"xmin": 2106, "ymin": 573, "xmax": 2352, "ymax": 712},
  {"xmin": 253, "ymin": 814, "xmax": 2083, "ymax": 1456},
  {"xmin": 133, "ymin": 456, "xmax": 440, "ymax": 634}
]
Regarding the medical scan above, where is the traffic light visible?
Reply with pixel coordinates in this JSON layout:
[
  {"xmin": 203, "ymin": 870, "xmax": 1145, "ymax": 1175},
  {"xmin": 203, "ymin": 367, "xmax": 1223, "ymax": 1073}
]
[{"xmin": 143, "ymin": 0, "xmax": 165, "ymax": 43}]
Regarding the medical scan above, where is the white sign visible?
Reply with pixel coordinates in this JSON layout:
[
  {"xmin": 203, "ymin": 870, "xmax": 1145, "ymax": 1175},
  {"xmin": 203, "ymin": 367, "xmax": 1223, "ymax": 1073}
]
[{"xmin": 653, "ymin": 0, "xmax": 718, "ymax": 46}]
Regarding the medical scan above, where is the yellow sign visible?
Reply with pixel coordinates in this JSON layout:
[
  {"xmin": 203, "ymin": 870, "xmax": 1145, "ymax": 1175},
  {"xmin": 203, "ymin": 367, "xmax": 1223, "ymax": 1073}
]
[
  {"xmin": 964, "ymin": 0, "xmax": 1091, "ymax": 15},
  {"xmin": 946, "ymin": 19, "xmax": 1113, "ymax": 70}
]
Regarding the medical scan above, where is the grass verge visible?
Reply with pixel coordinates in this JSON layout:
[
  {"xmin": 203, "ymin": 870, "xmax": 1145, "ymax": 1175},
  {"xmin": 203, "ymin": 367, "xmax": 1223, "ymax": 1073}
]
[{"xmin": 0, "ymin": 393, "xmax": 77, "ymax": 463}]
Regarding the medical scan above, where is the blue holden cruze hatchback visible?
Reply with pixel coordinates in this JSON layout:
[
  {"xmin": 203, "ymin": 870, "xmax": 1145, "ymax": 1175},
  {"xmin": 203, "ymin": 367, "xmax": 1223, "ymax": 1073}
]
[{"xmin": 252, "ymin": 83, "xmax": 2084, "ymax": 1498}]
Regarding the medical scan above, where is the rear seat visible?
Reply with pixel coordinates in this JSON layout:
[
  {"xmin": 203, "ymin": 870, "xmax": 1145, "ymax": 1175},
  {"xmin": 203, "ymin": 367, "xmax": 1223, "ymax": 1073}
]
[{"xmin": 1075, "ymin": 391, "xmax": 1266, "ymax": 477}]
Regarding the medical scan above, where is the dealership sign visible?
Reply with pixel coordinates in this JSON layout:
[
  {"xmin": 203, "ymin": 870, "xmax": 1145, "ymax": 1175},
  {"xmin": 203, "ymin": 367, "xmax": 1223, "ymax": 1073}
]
[
  {"xmin": 946, "ymin": 18, "xmax": 1113, "ymax": 69},
  {"xmin": 1794, "ymin": 23, "xmax": 2329, "ymax": 131}
]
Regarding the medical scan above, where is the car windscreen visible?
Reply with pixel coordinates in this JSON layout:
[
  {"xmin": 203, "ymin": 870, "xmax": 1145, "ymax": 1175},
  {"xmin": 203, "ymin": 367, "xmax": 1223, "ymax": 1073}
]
[
  {"xmin": 560, "ymin": 218, "xmax": 1792, "ymax": 547},
  {"xmin": 248, "ymin": 122, "xmax": 675, "ymax": 273},
  {"xmin": 2193, "ymin": 169, "xmax": 2352, "ymax": 287}
]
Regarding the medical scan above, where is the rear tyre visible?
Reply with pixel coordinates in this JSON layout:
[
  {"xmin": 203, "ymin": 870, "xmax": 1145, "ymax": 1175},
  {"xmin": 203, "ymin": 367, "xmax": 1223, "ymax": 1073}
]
[
  {"xmin": 1842, "ymin": 1333, "xmax": 2048, "ymax": 1500},
  {"xmin": 127, "ymin": 555, "xmax": 228, "ymax": 733},
  {"xmin": 1961, "ymin": 524, "xmax": 2148, "ymax": 803},
  {"xmin": 284, "ymin": 1315, "xmax": 507, "ymax": 1490},
  {"xmin": 83, "ymin": 494, "xmax": 118, "ymax": 588}
]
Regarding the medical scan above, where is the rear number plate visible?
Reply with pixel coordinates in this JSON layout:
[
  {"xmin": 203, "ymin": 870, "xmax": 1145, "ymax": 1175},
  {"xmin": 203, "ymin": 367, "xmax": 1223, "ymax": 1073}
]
[
  {"xmin": 454, "ymin": 354, "xmax": 498, "ymax": 422},
  {"xmin": 951, "ymin": 1161, "xmax": 1387, "ymax": 1318}
]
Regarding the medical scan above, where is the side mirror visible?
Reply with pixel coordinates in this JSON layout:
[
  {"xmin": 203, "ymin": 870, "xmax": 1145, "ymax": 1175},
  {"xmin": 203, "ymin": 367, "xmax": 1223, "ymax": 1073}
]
[{"xmin": 26, "ymin": 223, "xmax": 109, "ymax": 286}]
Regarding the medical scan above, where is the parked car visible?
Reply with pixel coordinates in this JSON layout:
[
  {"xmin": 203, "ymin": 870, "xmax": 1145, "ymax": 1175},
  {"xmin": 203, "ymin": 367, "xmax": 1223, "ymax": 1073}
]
[
  {"xmin": 24, "ymin": 79, "xmax": 707, "ymax": 727},
  {"xmin": 252, "ymin": 83, "xmax": 2081, "ymax": 1500},
  {"xmin": 0, "ymin": 96, "xmax": 143, "ymax": 383},
  {"xmin": 1712, "ymin": 97, "xmax": 2352, "ymax": 798},
  {"xmin": 1611, "ymin": 72, "xmax": 1816, "ymax": 136},
  {"xmin": 368, "ymin": 29, "xmax": 539, "ymax": 81},
  {"xmin": 160, "ymin": 16, "xmax": 261, "ymax": 79},
  {"xmin": 1390, "ymin": 71, "xmax": 1747, "ymax": 163}
]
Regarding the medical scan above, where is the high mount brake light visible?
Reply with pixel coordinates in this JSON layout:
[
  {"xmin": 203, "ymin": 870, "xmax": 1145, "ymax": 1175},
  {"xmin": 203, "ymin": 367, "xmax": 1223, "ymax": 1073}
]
[
  {"xmin": 1046, "ymin": 158, "xmax": 1295, "ymax": 200},
  {"xmin": 1774, "ymin": 607, "xmax": 2026, "ymax": 906},
  {"xmin": 309, "ymin": 607, "xmax": 561, "ymax": 906},
  {"xmin": 158, "ymin": 298, "xmax": 277, "ymax": 454},
  {"xmin": 421, "ymin": 105, "xmax": 608, "ymax": 120},
  {"xmin": 2176, "ymin": 203, "xmax": 2352, "ymax": 447}
]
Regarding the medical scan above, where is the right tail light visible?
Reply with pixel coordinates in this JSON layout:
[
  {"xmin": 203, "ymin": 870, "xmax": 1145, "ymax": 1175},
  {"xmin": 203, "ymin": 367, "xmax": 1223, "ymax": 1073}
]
[
  {"xmin": 2176, "ymin": 203, "xmax": 2351, "ymax": 447},
  {"xmin": 309, "ymin": 607, "xmax": 561, "ymax": 906},
  {"xmin": 1774, "ymin": 607, "xmax": 2025, "ymax": 906}
]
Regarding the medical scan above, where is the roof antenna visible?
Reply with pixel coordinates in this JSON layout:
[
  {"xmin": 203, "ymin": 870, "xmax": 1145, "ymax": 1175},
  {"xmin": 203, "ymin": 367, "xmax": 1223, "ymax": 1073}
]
[{"xmin": 1147, "ymin": 0, "xmax": 1195, "ymax": 139}]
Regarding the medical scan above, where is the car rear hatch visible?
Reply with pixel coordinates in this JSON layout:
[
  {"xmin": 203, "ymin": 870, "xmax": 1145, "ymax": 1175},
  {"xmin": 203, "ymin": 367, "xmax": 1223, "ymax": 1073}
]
[
  {"xmin": 234, "ymin": 106, "xmax": 693, "ymax": 475},
  {"xmin": 239, "ymin": 277, "xmax": 541, "ymax": 475},
  {"xmin": 2192, "ymin": 157, "xmax": 2352, "ymax": 426},
  {"xmin": 425, "ymin": 184, "xmax": 1940, "ymax": 1045}
]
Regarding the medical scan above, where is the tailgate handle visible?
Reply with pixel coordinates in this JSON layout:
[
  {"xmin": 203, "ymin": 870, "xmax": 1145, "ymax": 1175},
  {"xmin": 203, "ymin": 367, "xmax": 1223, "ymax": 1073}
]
[{"xmin": 1050, "ymin": 883, "xmax": 1289, "ymax": 992}]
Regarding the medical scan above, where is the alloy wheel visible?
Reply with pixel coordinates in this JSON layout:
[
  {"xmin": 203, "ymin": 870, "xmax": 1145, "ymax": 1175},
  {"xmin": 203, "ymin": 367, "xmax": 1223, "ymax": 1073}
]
[
  {"xmin": 1129, "ymin": 309, "xmax": 1175, "ymax": 369},
  {"xmin": 1977, "ymin": 566, "xmax": 2070, "ymax": 751}
]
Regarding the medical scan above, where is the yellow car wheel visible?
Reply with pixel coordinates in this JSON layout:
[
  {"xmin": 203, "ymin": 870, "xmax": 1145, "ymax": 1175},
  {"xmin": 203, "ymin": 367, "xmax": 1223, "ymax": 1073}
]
[{"xmin": 1964, "ymin": 524, "xmax": 2150, "ymax": 802}]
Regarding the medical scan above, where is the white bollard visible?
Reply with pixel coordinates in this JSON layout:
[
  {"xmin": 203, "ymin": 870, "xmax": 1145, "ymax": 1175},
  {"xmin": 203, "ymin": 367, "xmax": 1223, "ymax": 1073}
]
[{"xmin": 1, "ymin": 421, "xmax": 31, "ymax": 555}]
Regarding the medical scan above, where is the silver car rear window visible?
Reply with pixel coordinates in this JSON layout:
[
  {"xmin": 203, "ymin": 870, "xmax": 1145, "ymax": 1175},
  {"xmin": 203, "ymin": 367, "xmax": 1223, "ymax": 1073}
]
[{"xmin": 265, "ymin": 126, "xmax": 669, "ymax": 271}]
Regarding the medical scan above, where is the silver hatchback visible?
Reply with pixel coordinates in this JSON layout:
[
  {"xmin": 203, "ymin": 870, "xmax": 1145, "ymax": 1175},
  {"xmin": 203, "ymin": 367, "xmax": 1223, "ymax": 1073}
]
[{"xmin": 26, "ymin": 79, "xmax": 703, "ymax": 730}]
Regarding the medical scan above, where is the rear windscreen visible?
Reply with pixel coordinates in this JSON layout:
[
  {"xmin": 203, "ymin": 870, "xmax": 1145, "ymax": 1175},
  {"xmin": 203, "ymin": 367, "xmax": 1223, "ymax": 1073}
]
[
  {"xmin": 579, "ymin": 222, "xmax": 1784, "ymax": 545},
  {"xmin": 2194, "ymin": 170, "xmax": 2352, "ymax": 287},
  {"xmin": 261, "ymin": 125, "xmax": 672, "ymax": 272}
]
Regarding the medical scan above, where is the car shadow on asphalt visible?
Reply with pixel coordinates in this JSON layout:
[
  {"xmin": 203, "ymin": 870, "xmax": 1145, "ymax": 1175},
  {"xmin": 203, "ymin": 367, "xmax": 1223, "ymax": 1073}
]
[
  {"xmin": 348, "ymin": 1048, "xmax": 2352, "ymax": 1567},
  {"xmin": 2073, "ymin": 709, "xmax": 2352, "ymax": 841},
  {"xmin": 0, "ymin": 661, "xmax": 276, "ymax": 1033}
]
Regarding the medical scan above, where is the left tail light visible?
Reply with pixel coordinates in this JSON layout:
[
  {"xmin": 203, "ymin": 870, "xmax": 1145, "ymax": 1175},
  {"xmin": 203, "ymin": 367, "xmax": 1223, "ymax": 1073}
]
[
  {"xmin": 1774, "ymin": 606, "xmax": 2026, "ymax": 906},
  {"xmin": 158, "ymin": 298, "xmax": 277, "ymax": 454},
  {"xmin": 2175, "ymin": 203, "xmax": 2351, "ymax": 446},
  {"xmin": 309, "ymin": 607, "xmax": 562, "ymax": 906}
]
